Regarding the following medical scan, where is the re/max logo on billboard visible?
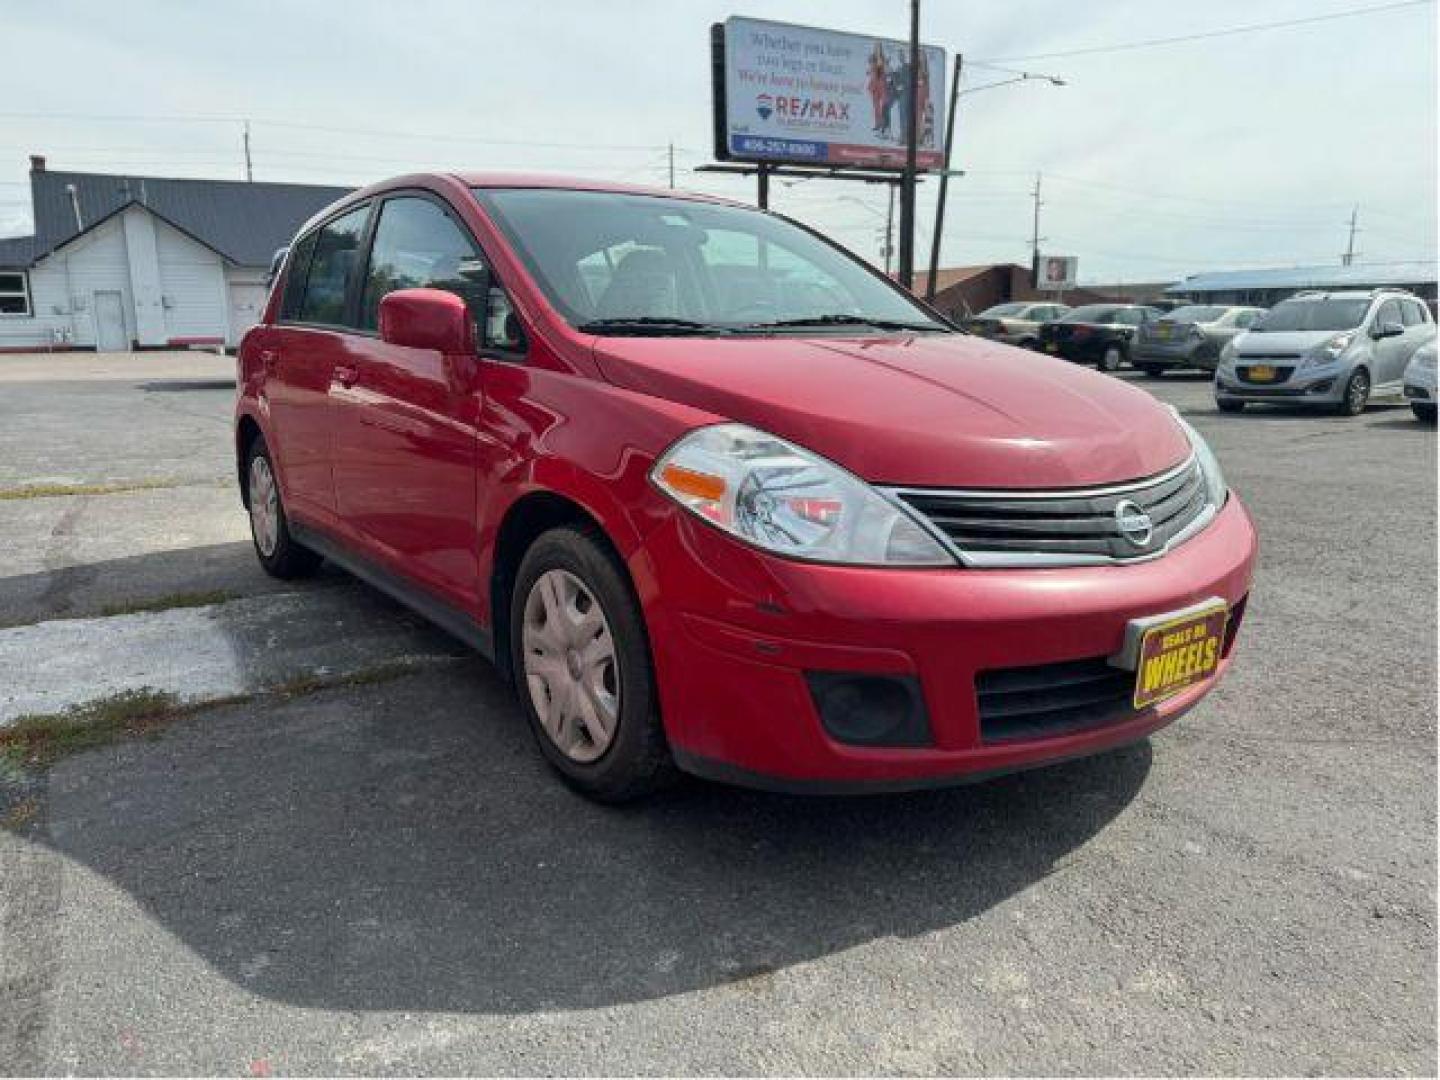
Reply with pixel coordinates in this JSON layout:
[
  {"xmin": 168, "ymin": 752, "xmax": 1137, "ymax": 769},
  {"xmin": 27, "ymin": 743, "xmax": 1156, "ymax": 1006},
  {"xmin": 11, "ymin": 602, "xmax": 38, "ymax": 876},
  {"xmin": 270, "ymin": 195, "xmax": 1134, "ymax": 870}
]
[{"xmin": 762, "ymin": 95, "xmax": 850, "ymax": 122}]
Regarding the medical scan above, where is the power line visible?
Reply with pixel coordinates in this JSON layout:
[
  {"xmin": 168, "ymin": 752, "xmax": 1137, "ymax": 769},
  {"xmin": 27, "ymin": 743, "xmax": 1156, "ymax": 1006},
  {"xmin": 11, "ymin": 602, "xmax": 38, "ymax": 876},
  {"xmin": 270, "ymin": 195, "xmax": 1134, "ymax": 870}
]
[{"xmin": 979, "ymin": 0, "xmax": 1432, "ymax": 63}]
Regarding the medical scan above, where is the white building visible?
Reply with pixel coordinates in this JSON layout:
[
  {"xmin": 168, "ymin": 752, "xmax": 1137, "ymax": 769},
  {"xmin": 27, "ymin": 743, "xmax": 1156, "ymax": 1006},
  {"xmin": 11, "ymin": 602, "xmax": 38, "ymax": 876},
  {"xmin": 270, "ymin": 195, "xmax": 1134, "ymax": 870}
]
[{"xmin": 0, "ymin": 156, "xmax": 347, "ymax": 351}]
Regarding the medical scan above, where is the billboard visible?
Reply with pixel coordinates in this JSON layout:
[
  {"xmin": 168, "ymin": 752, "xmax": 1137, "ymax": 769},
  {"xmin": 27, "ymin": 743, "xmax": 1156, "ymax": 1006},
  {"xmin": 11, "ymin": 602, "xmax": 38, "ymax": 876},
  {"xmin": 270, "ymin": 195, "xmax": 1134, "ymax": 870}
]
[
  {"xmin": 1038, "ymin": 255, "xmax": 1079, "ymax": 291},
  {"xmin": 713, "ymin": 17, "xmax": 947, "ymax": 171}
]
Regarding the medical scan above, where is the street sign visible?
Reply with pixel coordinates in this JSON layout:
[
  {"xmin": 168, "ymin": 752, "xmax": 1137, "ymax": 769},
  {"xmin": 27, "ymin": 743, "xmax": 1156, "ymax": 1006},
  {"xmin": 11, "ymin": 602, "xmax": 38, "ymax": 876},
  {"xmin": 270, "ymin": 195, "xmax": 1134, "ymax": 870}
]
[
  {"xmin": 712, "ymin": 16, "xmax": 947, "ymax": 172},
  {"xmin": 1039, "ymin": 255, "xmax": 1078, "ymax": 290}
]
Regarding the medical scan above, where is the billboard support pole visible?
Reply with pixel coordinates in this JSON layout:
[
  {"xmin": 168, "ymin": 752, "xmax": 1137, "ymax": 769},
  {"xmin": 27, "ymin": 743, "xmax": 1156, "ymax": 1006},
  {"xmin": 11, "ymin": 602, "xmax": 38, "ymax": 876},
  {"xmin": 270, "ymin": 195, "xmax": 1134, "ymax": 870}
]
[
  {"xmin": 924, "ymin": 52, "xmax": 962, "ymax": 302},
  {"xmin": 757, "ymin": 164, "xmax": 769, "ymax": 210},
  {"xmin": 897, "ymin": 0, "xmax": 921, "ymax": 289}
]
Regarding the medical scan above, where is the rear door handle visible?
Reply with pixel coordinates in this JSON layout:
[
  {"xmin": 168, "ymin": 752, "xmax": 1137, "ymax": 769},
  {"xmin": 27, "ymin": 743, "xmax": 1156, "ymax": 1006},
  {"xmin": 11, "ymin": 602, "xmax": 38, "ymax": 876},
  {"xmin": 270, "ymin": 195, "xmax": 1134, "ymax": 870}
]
[{"xmin": 333, "ymin": 364, "xmax": 359, "ymax": 388}]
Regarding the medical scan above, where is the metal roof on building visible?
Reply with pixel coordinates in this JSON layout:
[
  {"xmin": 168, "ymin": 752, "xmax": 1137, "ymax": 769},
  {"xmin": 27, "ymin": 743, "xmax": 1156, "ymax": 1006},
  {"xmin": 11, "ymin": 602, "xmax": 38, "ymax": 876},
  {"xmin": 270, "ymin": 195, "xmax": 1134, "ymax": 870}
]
[
  {"xmin": 0, "ymin": 167, "xmax": 350, "ymax": 268},
  {"xmin": 1166, "ymin": 261, "xmax": 1437, "ymax": 294}
]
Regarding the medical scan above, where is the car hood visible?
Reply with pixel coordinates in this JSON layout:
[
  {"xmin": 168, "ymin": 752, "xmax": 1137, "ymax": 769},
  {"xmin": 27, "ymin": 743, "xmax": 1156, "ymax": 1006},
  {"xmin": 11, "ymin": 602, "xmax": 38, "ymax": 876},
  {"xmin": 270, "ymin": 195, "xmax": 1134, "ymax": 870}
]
[
  {"xmin": 1234, "ymin": 330, "xmax": 1339, "ymax": 354},
  {"xmin": 591, "ymin": 333, "xmax": 1191, "ymax": 488}
]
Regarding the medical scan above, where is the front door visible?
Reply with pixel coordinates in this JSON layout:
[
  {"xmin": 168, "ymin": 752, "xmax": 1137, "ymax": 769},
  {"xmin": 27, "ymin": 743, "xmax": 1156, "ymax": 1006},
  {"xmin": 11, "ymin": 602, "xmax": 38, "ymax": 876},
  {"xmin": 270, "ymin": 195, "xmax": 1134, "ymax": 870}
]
[
  {"xmin": 331, "ymin": 194, "xmax": 485, "ymax": 607},
  {"xmin": 93, "ymin": 290, "xmax": 126, "ymax": 351}
]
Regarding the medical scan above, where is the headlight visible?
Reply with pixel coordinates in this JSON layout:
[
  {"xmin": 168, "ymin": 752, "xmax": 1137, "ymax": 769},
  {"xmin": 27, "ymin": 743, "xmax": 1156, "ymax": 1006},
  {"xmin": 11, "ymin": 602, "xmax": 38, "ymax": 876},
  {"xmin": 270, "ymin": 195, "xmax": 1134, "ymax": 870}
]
[
  {"xmin": 1301, "ymin": 332, "xmax": 1354, "ymax": 368},
  {"xmin": 1188, "ymin": 325, "xmax": 1205, "ymax": 340},
  {"xmin": 651, "ymin": 423, "xmax": 954, "ymax": 566},
  {"xmin": 1169, "ymin": 409, "xmax": 1227, "ymax": 508},
  {"xmin": 1219, "ymin": 341, "xmax": 1237, "ymax": 368}
]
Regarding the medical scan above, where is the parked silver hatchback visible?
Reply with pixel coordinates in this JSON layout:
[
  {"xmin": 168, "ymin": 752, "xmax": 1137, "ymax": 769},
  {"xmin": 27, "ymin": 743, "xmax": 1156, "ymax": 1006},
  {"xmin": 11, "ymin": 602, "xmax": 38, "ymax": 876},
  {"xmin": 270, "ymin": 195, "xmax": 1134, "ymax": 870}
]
[
  {"xmin": 1134, "ymin": 304, "xmax": 1267, "ymax": 375},
  {"xmin": 1215, "ymin": 289, "xmax": 1436, "ymax": 415}
]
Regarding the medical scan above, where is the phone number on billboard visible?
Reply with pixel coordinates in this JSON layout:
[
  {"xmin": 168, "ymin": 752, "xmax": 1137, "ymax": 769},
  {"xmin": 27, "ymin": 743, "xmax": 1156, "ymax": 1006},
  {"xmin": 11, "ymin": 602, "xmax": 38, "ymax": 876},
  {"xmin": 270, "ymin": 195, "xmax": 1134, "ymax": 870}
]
[{"xmin": 731, "ymin": 136, "xmax": 828, "ymax": 160}]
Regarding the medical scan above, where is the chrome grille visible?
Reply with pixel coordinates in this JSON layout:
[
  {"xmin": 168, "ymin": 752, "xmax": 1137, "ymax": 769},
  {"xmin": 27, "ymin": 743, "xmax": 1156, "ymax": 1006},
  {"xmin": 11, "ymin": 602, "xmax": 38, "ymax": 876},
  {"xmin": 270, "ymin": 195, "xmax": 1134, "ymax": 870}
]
[{"xmin": 889, "ymin": 456, "xmax": 1214, "ymax": 567}]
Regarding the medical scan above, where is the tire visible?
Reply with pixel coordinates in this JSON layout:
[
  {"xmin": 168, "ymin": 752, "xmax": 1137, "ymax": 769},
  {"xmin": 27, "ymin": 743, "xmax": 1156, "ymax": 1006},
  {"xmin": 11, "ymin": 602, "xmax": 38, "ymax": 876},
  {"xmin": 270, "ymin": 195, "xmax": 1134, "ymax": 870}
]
[
  {"xmin": 244, "ymin": 435, "xmax": 322, "ymax": 579},
  {"xmin": 1412, "ymin": 402, "xmax": 1437, "ymax": 423},
  {"xmin": 1141, "ymin": 364, "xmax": 1165, "ymax": 378},
  {"xmin": 1335, "ymin": 368, "xmax": 1371, "ymax": 416},
  {"xmin": 510, "ymin": 526, "xmax": 676, "ymax": 802},
  {"xmin": 1098, "ymin": 344, "xmax": 1124, "ymax": 372},
  {"xmin": 1018, "ymin": 337, "xmax": 1038, "ymax": 351},
  {"xmin": 1216, "ymin": 398, "xmax": 1246, "ymax": 413}
]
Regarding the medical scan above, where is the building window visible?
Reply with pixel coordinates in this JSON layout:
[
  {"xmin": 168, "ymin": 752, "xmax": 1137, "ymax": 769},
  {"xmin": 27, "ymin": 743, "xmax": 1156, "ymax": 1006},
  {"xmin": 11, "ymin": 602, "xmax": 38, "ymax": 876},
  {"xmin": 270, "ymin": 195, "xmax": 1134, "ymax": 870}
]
[{"xmin": 0, "ymin": 271, "xmax": 30, "ymax": 316}]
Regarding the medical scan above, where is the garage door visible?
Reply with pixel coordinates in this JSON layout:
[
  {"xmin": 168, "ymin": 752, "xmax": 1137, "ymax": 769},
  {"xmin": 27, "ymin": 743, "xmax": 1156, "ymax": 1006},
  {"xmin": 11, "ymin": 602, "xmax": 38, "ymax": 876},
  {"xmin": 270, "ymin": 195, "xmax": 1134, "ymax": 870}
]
[{"xmin": 227, "ymin": 282, "xmax": 270, "ymax": 346}]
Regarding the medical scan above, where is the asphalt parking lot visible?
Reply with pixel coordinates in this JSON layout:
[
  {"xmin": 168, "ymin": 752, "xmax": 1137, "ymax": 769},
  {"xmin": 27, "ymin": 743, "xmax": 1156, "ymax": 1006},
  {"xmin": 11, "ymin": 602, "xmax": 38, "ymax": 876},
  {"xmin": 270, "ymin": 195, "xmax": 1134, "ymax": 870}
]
[{"xmin": 0, "ymin": 350, "xmax": 1434, "ymax": 1075}]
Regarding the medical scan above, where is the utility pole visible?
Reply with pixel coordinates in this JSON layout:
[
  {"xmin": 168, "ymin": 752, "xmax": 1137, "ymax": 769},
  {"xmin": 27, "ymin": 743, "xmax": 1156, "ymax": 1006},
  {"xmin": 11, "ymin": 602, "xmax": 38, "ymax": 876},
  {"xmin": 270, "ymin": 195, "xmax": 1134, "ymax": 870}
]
[
  {"xmin": 885, "ymin": 183, "xmax": 896, "ymax": 276},
  {"xmin": 925, "ymin": 52, "xmax": 963, "ymax": 302},
  {"xmin": 897, "ymin": 0, "xmax": 921, "ymax": 289},
  {"xmin": 1343, "ymin": 204, "xmax": 1359, "ymax": 266},
  {"xmin": 1029, "ymin": 172, "xmax": 1044, "ymax": 288},
  {"xmin": 668, "ymin": 142, "xmax": 675, "ymax": 189},
  {"xmin": 243, "ymin": 120, "xmax": 253, "ymax": 182}
]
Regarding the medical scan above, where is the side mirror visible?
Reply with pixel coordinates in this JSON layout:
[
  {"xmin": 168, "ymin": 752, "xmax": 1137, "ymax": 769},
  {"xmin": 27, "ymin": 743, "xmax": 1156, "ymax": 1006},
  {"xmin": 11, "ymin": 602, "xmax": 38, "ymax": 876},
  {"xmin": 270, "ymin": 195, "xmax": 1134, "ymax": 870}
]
[
  {"xmin": 378, "ymin": 288, "xmax": 474, "ymax": 354},
  {"xmin": 1373, "ymin": 320, "xmax": 1405, "ymax": 339}
]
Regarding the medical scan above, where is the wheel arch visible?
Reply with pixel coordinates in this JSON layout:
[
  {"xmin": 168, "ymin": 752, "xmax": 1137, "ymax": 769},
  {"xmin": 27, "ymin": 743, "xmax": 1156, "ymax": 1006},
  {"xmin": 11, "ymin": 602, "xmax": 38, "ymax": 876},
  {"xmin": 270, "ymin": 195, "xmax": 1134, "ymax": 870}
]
[
  {"xmin": 488, "ymin": 488, "xmax": 634, "ymax": 685},
  {"xmin": 236, "ymin": 413, "xmax": 264, "ymax": 508}
]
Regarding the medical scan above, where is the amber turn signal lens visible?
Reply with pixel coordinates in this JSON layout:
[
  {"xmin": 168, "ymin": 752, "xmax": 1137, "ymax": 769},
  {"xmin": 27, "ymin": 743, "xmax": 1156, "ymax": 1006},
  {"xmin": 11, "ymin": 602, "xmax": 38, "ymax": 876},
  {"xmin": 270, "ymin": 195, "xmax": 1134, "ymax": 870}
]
[{"xmin": 659, "ymin": 464, "xmax": 727, "ymax": 502}]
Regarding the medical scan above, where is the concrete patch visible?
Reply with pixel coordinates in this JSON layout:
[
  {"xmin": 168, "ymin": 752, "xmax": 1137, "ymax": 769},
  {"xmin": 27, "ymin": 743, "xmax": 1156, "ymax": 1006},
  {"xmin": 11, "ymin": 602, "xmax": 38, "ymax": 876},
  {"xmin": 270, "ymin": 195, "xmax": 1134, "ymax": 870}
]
[{"xmin": 0, "ymin": 590, "xmax": 469, "ymax": 725}]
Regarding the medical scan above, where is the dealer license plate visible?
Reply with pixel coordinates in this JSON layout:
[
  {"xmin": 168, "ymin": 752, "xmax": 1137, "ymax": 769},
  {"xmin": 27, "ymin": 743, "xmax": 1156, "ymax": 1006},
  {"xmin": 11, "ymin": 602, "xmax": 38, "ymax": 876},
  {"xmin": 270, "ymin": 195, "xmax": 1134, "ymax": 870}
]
[
  {"xmin": 1246, "ymin": 364, "xmax": 1277, "ymax": 382},
  {"xmin": 1044, "ymin": 342, "xmax": 1059, "ymax": 353},
  {"xmin": 1132, "ymin": 602, "xmax": 1228, "ymax": 710},
  {"xmin": 1155, "ymin": 324, "xmax": 1172, "ymax": 339}
]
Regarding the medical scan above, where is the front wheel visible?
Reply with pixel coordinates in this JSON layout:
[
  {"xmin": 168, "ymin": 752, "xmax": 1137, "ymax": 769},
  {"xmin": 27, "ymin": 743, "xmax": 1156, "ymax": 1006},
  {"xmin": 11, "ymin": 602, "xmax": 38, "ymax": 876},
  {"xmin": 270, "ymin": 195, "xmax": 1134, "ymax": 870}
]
[
  {"xmin": 1335, "ymin": 369, "xmax": 1371, "ymax": 416},
  {"xmin": 1098, "ymin": 344, "xmax": 1124, "ymax": 372},
  {"xmin": 510, "ymin": 526, "xmax": 676, "ymax": 802},
  {"xmin": 1412, "ymin": 402, "xmax": 1437, "ymax": 423}
]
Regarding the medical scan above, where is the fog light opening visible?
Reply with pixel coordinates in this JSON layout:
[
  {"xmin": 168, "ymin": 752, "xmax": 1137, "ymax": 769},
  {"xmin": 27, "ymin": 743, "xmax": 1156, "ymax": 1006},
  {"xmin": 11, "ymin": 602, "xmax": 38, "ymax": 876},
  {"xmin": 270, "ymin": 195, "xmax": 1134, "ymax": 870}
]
[{"xmin": 806, "ymin": 672, "xmax": 931, "ymax": 748}]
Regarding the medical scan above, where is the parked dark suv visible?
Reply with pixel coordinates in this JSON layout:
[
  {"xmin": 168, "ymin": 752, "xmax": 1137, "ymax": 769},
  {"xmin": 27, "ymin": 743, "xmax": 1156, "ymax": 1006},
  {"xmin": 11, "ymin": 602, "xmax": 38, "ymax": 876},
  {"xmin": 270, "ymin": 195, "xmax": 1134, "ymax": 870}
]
[{"xmin": 1038, "ymin": 304, "xmax": 1163, "ymax": 372}]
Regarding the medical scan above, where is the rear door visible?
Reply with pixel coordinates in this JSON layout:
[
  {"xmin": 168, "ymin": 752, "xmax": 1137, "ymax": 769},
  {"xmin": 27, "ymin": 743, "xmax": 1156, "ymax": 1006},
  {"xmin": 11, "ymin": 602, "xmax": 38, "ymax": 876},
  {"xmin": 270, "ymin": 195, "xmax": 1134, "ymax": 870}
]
[
  {"xmin": 268, "ymin": 205, "xmax": 371, "ymax": 519},
  {"xmin": 331, "ymin": 193, "xmax": 490, "ymax": 606}
]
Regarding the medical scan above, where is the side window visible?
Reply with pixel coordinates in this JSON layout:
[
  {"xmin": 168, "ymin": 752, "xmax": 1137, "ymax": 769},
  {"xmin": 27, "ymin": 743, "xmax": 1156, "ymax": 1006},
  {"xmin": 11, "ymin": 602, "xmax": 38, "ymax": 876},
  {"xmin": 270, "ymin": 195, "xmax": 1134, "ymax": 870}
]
[
  {"xmin": 279, "ymin": 231, "xmax": 317, "ymax": 321},
  {"xmin": 1401, "ymin": 299, "xmax": 1427, "ymax": 327},
  {"xmin": 1374, "ymin": 299, "xmax": 1402, "ymax": 329},
  {"xmin": 1115, "ymin": 308, "xmax": 1143, "ymax": 327},
  {"xmin": 360, "ymin": 196, "xmax": 488, "ymax": 331},
  {"xmin": 299, "ymin": 205, "xmax": 370, "ymax": 326}
]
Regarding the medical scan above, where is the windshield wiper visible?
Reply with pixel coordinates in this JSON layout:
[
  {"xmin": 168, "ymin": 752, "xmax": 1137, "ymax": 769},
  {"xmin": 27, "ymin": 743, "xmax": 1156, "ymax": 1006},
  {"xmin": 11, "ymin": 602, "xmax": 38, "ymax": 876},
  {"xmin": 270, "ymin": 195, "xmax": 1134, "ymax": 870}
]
[
  {"xmin": 737, "ymin": 314, "xmax": 943, "ymax": 333},
  {"xmin": 576, "ymin": 317, "xmax": 732, "ymax": 336}
]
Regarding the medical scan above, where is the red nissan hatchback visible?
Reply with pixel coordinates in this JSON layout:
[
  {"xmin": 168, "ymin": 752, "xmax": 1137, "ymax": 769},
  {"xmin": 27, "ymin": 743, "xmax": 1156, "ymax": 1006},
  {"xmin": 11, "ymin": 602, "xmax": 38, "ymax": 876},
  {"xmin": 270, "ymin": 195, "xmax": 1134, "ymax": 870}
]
[{"xmin": 236, "ymin": 173, "xmax": 1257, "ymax": 801}]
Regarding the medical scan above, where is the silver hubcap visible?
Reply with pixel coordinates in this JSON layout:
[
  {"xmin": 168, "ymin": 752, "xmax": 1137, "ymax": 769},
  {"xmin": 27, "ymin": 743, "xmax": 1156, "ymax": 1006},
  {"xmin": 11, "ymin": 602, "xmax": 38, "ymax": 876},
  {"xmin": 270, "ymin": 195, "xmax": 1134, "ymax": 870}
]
[
  {"xmin": 248, "ymin": 456, "xmax": 280, "ymax": 557},
  {"xmin": 1350, "ymin": 374, "xmax": 1368, "ymax": 410},
  {"xmin": 521, "ymin": 569, "xmax": 620, "ymax": 763}
]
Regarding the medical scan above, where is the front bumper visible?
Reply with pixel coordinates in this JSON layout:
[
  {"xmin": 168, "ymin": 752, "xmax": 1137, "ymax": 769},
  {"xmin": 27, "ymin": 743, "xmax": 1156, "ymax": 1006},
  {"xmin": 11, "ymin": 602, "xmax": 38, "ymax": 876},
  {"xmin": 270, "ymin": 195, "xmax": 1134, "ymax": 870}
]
[
  {"xmin": 1216, "ymin": 363, "xmax": 1343, "ymax": 403},
  {"xmin": 630, "ymin": 497, "xmax": 1257, "ymax": 791},
  {"xmin": 1404, "ymin": 367, "xmax": 1436, "ymax": 401}
]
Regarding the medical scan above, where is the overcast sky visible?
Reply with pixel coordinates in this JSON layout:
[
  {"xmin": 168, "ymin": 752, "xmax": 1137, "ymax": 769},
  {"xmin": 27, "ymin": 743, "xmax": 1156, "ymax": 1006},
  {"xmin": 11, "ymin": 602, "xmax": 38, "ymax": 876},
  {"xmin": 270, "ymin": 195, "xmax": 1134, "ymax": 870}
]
[{"xmin": 1, "ymin": 0, "xmax": 1434, "ymax": 284}]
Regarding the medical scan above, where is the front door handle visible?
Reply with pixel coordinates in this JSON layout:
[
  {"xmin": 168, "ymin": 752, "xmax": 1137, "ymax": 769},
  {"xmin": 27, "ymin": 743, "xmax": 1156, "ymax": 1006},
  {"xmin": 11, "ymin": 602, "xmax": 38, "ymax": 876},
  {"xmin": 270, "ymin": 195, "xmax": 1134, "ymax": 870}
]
[
  {"xmin": 259, "ymin": 348, "xmax": 278, "ymax": 374},
  {"xmin": 333, "ymin": 364, "xmax": 359, "ymax": 388}
]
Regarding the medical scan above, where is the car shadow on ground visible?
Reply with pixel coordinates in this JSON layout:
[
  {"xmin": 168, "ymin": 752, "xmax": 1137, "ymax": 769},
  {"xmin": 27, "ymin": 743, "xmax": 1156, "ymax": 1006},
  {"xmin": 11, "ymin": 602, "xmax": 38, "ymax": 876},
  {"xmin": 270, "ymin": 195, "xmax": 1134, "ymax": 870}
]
[{"xmin": 18, "ymin": 628, "xmax": 1152, "ymax": 1016}]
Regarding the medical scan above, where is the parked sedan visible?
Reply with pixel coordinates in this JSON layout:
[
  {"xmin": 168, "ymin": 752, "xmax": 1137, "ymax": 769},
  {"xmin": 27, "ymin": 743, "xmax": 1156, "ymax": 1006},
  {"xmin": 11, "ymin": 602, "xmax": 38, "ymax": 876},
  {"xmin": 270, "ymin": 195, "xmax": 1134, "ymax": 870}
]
[
  {"xmin": 1403, "ymin": 339, "xmax": 1436, "ymax": 422},
  {"xmin": 1134, "ymin": 305, "xmax": 1267, "ymax": 375},
  {"xmin": 962, "ymin": 301, "xmax": 1070, "ymax": 348},
  {"xmin": 1037, "ymin": 304, "xmax": 1162, "ymax": 371}
]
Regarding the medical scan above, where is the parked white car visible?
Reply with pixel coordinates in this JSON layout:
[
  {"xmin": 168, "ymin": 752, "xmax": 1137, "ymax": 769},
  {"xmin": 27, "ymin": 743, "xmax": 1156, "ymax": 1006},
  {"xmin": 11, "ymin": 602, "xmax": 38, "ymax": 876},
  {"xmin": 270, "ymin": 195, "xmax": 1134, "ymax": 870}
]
[{"xmin": 1403, "ymin": 339, "xmax": 1436, "ymax": 422}]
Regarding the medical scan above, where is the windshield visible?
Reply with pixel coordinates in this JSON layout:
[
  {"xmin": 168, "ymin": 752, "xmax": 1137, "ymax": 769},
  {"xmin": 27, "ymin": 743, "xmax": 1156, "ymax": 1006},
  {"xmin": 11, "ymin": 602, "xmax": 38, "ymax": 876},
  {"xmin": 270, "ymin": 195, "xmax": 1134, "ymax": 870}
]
[
  {"xmin": 1257, "ymin": 298, "xmax": 1369, "ymax": 332},
  {"xmin": 1061, "ymin": 305, "xmax": 1123, "ymax": 324},
  {"xmin": 1166, "ymin": 305, "xmax": 1226, "ymax": 323},
  {"xmin": 473, "ymin": 188, "xmax": 946, "ymax": 335},
  {"xmin": 978, "ymin": 302, "xmax": 1027, "ymax": 318}
]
